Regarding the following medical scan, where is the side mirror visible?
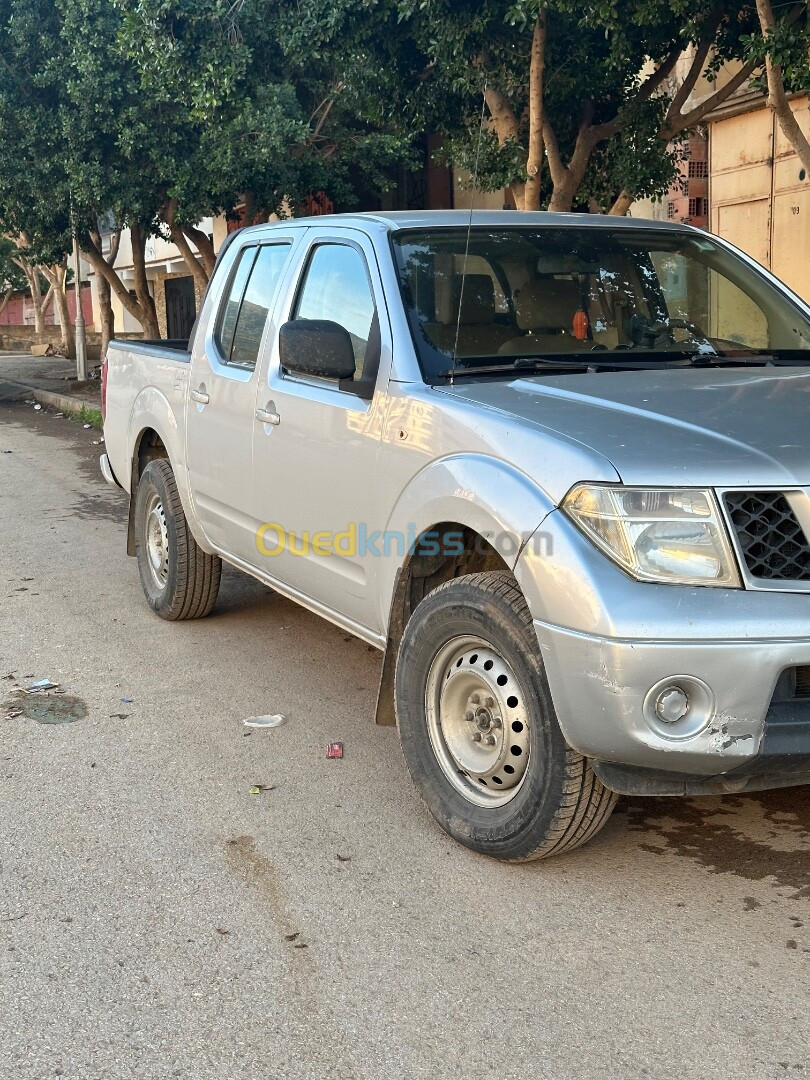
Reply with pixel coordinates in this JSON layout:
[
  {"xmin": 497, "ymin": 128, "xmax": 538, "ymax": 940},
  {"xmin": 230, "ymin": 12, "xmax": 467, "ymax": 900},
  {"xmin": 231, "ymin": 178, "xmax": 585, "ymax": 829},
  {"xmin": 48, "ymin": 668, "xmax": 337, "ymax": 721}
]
[{"xmin": 279, "ymin": 319, "xmax": 357, "ymax": 382}]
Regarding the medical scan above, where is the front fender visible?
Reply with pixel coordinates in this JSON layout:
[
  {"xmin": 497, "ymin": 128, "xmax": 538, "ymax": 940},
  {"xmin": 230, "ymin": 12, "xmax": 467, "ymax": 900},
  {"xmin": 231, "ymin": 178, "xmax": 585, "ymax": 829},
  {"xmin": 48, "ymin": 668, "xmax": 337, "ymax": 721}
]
[{"xmin": 377, "ymin": 453, "xmax": 556, "ymax": 631}]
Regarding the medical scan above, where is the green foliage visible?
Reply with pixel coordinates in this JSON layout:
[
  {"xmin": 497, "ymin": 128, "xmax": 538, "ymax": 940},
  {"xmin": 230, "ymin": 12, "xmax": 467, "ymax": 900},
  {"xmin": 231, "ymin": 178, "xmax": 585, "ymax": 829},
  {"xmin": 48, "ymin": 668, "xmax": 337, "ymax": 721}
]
[
  {"xmin": 743, "ymin": 3, "xmax": 810, "ymax": 97},
  {"xmin": 115, "ymin": 0, "xmax": 419, "ymax": 217}
]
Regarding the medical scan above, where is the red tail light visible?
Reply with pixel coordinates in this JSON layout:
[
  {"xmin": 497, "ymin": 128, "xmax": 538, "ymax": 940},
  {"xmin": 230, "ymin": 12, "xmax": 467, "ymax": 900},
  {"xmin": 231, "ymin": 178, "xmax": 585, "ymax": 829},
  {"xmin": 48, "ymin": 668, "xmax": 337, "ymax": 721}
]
[{"xmin": 100, "ymin": 355, "xmax": 108, "ymax": 421}]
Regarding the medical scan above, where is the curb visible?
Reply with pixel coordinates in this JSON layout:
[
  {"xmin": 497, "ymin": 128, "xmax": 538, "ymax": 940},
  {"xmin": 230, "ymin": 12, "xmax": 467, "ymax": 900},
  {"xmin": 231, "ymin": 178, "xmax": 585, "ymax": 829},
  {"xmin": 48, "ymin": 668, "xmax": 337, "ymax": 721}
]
[{"xmin": 30, "ymin": 388, "xmax": 100, "ymax": 414}]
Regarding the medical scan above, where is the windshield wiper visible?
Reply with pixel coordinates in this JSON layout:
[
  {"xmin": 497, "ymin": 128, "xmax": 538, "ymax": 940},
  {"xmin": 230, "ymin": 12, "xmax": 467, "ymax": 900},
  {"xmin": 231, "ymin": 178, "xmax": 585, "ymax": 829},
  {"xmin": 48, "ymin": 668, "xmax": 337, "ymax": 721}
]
[
  {"xmin": 705, "ymin": 350, "xmax": 810, "ymax": 366},
  {"xmin": 440, "ymin": 353, "xmax": 700, "ymax": 379},
  {"xmin": 439, "ymin": 348, "xmax": 810, "ymax": 381},
  {"xmin": 440, "ymin": 358, "xmax": 589, "ymax": 379}
]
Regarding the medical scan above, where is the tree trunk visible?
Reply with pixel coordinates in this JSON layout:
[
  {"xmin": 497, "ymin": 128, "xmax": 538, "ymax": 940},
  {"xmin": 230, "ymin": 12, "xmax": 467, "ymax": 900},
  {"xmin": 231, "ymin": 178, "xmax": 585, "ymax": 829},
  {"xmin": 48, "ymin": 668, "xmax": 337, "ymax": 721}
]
[
  {"xmin": 609, "ymin": 190, "xmax": 635, "ymax": 216},
  {"xmin": 97, "ymin": 276, "xmax": 114, "ymax": 356},
  {"xmin": 547, "ymin": 186, "xmax": 578, "ymax": 212},
  {"xmin": 15, "ymin": 259, "xmax": 46, "ymax": 332},
  {"xmin": 0, "ymin": 288, "xmax": 11, "ymax": 316},
  {"xmin": 40, "ymin": 261, "xmax": 75, "ymax": 359},
  {"xmin": 481, "ymin": 81, "xmax": 527, "ymax": 208},
  {"xmin": 82, "ymin": 238, "xmax": 151, "ymax": 335},
  {"xmin": 89, "ymin": 226, "xmax": 120, "ymax": 356},
  {"xmin": 169, "ymin": 224, "xmax": 209, "ymax": 291},
  {"xmin": 524, "ymin": 13, "xmax": 547, "ymax": 212},
  {"xmin": 755, "ymin": 0, "xmax": 810, "ymax": 173},
  {"xmin": 53, "ymin": 275, "xmax": 75, "ymax": 359},
  {"xmin": 130, "ymin": 222, "xmax": 161, "ymax": 339},
  {"xmin": 82, "ymin": 226, "xmax": 160, "ymax": 339},
  {"xmin": 162, "ymin": 198, "xmax": 212, "ymax": 288},
  {"xmin": 181, "ymin": 224, "xmax": 216, "ymax": 277}
]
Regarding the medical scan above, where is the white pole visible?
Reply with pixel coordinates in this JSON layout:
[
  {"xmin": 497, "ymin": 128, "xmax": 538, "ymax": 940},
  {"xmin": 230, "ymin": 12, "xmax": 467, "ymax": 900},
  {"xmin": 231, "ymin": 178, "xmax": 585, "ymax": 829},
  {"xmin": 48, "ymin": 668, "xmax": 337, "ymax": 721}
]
[{"xmin": 72, "ymin": 227, "xmax": 88, "ymax": 381}]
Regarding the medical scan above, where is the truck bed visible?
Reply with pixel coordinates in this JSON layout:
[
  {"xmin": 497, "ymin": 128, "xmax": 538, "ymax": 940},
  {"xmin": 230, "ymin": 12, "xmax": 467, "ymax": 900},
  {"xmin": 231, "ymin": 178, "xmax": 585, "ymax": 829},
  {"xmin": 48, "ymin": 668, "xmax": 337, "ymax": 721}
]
[{"xmin": 104, "ymin": 337, "xmax": 193, "ymax": 495}]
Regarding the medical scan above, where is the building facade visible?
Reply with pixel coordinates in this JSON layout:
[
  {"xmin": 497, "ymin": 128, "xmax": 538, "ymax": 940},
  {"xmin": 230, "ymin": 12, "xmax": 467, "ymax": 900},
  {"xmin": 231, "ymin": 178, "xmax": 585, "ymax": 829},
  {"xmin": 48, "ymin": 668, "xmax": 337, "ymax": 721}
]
[{"xmin": 707, "ymin": 92, "xmax": 809, "ymax": 302}]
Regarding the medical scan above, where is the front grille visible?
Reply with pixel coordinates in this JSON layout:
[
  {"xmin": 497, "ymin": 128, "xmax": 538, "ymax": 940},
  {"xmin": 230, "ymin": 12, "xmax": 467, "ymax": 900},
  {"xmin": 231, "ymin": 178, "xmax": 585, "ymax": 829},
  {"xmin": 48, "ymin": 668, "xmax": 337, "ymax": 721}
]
[
  {"xmin": 724, "ymin": 491, "xmax": 810, "ymax": 580},
  {"xmin": 796, "ymin": 667, "xmax": 810, "ymax": 698}
]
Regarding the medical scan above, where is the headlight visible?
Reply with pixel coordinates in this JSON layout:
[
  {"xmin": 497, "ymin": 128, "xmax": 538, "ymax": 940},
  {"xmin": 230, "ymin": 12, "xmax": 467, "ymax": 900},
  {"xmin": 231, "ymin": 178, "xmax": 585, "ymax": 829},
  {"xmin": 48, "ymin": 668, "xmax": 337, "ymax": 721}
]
[{"xmin": 563, "ymin": 485, "xmax": 741, "ymax": 587}]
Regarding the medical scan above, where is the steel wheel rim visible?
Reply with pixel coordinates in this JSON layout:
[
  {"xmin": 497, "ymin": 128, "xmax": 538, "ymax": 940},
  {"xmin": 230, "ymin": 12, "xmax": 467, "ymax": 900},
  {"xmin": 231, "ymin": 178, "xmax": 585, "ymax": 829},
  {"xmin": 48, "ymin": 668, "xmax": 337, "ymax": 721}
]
[
  {"xmin": 425, "ymin": 635, "xmax": 531, "ymax": 807},
  {"xmin": 144, "ymin": 491, "xmax": 170, "ymax": 591}
]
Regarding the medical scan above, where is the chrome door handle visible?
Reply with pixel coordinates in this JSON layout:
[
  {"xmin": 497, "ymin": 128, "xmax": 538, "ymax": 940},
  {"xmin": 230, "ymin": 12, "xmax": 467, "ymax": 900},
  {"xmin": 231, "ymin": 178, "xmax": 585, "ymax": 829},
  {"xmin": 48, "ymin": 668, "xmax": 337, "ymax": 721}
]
[
  {"xmin": 256, "ymin": 407, "xmax": 280, "ymax": 426},
  {"xmin": 190, "ymin": 388, "xmax": 210, "ymax": 404}
]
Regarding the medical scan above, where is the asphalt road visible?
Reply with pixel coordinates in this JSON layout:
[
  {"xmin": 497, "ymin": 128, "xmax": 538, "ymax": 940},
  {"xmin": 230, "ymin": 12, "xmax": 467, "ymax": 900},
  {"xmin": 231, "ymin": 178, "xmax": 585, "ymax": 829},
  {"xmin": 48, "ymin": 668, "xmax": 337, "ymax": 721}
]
[{"xmin": 0, "ymin": 401, "xmax": 808, "ymax": 1080}]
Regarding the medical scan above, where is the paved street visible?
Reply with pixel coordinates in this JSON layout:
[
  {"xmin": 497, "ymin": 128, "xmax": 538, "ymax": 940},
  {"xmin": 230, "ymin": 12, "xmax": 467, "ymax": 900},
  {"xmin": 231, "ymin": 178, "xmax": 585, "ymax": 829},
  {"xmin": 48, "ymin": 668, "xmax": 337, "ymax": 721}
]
[
  {"xmin": 0, "ymin": 402, "xmax": 807, "ymax": 1080},
  {"xmin": 0, "ymin": 353, "xmax": 89, "ymax": 400}
]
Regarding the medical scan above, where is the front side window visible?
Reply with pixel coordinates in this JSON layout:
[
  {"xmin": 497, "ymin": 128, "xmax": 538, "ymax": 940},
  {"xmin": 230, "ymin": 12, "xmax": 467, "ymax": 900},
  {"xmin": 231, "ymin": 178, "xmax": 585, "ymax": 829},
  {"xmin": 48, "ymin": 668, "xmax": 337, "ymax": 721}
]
[
  {"xmin": 391, "ymin": 227, "xmax": 810, "ymax": 382},
  {"xmin": 215, "ymin": 243, "xmax": 291, "ymax": 369},
  {"xmin": 293, "ymin": 244, "xmax": 376, "ymax": 378}
]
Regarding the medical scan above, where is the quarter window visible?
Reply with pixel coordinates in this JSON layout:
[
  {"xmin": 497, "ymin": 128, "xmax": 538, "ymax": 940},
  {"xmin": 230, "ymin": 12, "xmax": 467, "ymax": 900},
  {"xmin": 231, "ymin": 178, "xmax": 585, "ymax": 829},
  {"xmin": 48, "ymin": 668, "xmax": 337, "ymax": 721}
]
[
  {"xmin": 215, "ymin": 243, "xmax": 291, "ymax": 369},
  {"xmin": 293, "ymin": 244, "xmax": 376, "ymax": 377}
]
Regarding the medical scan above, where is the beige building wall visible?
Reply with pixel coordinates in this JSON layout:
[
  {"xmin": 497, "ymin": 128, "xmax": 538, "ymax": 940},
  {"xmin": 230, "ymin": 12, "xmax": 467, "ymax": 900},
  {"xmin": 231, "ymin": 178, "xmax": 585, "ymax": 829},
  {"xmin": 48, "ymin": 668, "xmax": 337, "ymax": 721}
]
[{"xmin": 710, "ymin": 96, "xmax": 810, "ymax": 300}]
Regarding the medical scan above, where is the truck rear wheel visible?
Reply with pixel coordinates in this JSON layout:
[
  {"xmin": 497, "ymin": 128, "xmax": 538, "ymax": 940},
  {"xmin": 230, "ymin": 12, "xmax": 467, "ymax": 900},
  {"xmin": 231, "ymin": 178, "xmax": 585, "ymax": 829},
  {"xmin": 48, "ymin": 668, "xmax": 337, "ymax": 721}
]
[
  {"xmin": 134, "ymin": 459, "xmax": 221, "ymax": 620},
  {"xmin": 395, "ymin": 571, "xmax": 617, "ymax": 861}
]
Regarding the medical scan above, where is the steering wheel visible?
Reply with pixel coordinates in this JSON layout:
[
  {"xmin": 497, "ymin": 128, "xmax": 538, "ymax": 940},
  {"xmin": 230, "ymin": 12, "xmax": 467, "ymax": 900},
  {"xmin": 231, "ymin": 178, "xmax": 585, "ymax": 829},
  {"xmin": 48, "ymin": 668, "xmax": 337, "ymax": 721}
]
[{"xmin": 632, "ymin": 314, "xmax": 710, "ymax": 348}]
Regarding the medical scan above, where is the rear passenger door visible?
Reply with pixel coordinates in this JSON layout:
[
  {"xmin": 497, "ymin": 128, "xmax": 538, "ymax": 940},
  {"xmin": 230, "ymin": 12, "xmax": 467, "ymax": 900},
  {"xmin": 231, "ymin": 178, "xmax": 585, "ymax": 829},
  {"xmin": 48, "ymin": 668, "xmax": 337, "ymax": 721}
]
[{"xmin": 186, "ymin": 235, "xmax": 299, "ymax": 561}]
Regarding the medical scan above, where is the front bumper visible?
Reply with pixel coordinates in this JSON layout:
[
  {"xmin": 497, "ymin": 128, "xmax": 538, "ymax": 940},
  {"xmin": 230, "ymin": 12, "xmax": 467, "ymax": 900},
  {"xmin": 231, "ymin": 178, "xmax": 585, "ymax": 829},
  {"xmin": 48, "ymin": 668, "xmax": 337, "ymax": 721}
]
[
  {"xmin": 518, "ymin": 509, "xmax": 810, "ymax": 794},
  {"xmin": 535, "ymin": 620, "xmax": 810, "ymax": 793}
]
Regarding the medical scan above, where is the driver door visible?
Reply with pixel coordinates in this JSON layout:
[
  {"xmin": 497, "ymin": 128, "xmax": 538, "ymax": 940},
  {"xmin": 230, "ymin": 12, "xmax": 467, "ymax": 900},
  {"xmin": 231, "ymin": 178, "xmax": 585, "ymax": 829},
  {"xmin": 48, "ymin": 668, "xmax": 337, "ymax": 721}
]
[{"xmin": 249, "ymin": 231, "xmax": 392, "ymax": 636}]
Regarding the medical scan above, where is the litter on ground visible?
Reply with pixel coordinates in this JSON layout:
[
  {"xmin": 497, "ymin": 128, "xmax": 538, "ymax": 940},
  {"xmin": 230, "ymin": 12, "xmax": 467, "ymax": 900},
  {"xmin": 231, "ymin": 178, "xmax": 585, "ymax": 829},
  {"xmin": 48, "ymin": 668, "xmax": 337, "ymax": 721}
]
[{"xmin": 243, "ymin": 713, "xmax": 286, "ymax": 729}]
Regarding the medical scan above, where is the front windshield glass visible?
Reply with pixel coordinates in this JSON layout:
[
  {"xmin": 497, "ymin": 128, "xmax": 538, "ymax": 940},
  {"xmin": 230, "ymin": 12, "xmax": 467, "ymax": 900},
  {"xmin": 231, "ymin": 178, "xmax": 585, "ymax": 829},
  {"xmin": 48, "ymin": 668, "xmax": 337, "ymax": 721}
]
[{"xmin": 390, "ymin": 226, "xmax": 810, "ymax": 381}]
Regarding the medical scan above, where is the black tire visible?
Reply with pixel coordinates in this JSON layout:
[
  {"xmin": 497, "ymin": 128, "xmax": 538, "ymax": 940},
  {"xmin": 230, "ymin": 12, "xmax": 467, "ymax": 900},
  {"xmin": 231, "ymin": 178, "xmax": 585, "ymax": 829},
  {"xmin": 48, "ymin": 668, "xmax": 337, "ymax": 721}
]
[
  {"xmin": 395, "ymin": 571, "xmax": 617, "ymax": 861},
  {"xmin": 134, "ymin": 458, "xmax": 222, "ymax": 621}
]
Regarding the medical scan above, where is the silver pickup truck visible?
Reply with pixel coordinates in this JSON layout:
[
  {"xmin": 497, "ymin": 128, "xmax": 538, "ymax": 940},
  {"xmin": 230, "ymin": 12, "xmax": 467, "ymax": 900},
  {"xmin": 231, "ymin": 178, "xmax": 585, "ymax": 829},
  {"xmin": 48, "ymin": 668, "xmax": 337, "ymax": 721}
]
[{"xmin": 101, "ymin": 210, "xmax": 810, "ymax": 860}]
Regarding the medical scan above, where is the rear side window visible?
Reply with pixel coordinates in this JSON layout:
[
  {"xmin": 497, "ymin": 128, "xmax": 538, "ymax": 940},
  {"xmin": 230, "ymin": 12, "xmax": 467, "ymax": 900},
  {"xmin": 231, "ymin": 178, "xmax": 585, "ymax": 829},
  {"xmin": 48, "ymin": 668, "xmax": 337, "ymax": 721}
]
[{"xmin": 215, "ymin": 243, "xmax": 291, "ymax": 369}]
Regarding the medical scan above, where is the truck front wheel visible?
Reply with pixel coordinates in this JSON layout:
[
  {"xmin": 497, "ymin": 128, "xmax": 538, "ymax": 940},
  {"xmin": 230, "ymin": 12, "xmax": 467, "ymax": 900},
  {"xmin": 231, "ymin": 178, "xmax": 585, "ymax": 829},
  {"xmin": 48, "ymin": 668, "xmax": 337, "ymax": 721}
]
[
  {"xmin": 395, "ymin": 571, "xmax": 616, "ymax": 860},
  {"xmin": 134, "ymin": 459, "xmax": 222, "ymax": 620}
]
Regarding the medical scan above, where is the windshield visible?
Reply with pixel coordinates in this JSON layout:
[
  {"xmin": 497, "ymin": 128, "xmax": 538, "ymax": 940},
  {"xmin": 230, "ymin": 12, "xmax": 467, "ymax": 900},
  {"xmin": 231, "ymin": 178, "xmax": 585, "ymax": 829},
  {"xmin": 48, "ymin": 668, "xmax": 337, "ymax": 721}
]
[{"xmin": 390, "ymin": 226, "xmax": 810, "ymax": 382}]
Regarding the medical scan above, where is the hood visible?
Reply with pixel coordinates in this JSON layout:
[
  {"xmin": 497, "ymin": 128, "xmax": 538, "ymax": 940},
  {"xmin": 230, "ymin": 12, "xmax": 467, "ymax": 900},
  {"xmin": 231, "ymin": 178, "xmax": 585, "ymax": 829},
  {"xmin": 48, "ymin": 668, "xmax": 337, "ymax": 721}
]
[{"xmin": 440, "ymin": 367, "xmax": 810, "ymax": 490}]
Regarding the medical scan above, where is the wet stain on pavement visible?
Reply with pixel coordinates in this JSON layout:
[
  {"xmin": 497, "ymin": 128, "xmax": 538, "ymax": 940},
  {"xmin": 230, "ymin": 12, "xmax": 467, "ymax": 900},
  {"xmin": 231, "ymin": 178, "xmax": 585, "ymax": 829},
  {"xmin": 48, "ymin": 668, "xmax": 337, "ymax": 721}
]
[
  {"xmin": 225, "ymin": 835, "xmax": 303, "ymax": 941},
  {"xmin": 5, "ymin": 693, "xmax": 88, "ymax": 725},
  {"xmin": 618, "ymin": 788, "xmax": 810, "ymax": 898}
]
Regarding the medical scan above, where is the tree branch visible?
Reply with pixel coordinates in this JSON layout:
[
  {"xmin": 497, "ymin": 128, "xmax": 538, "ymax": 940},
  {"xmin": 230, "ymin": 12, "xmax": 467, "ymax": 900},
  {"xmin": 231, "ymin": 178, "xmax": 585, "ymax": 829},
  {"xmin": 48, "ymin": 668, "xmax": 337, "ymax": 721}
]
[
  {"xmin": 609, "ymin": 190, "xmax": 635, "ymax": 216},
  {"xmin": 170, "ymin": 224, "xmax": 209, "ymax": 290},
  {"xmin": 484, "ymin": 85, "xmax": 520, "ymax": 146},
  {"xmin": 542, "ymin": 117, "xmax": 565, "ymax": 187},
  {"xmin": 636, "ymin": 49, "xmax": 681, "ymax": 105},
  {"xmin": 756, "ymin": 0, "xmax": 810, "ymax": 172},
  {"xmin": 524, "ymin": 12, "xmax": 547, "ymax": 212},
  {"xmin": 106, "ymin": 226, "xmax": 122, "ymax": 268},
  {"xmin": 181, "ymin": 224, "xmax": 216, "ymax": 275},
  {"xmin": 668, "ymin": 57, "xmax": 760, "ymax": 135},
  {"xmin": 668, "ymin": 35, "xmax": 714, "ymax": 120},
  {"xmin": 81, "ymin": 233, "xmax": 144, "ymax": 324}
]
